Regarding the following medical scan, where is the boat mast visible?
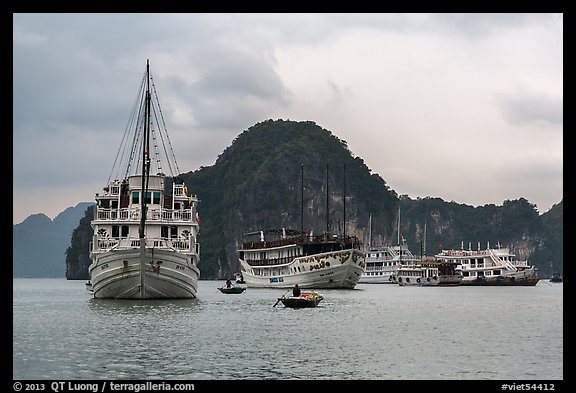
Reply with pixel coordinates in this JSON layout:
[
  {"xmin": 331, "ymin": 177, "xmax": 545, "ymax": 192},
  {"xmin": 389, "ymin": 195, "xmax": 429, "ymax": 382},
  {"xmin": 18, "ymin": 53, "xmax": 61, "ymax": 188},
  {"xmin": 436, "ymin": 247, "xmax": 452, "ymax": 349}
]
[
  {"xmin": 398, "ymin": 205, "xmax": 402, "ymax": 263},
  {"xmin": 423, "ymin": 221, "xmax": 427, "ymax": 257},
  {"xmin": 368, "ymin": 213, "xmax": 372, "ymax": 249},
  {"xmin": 343, "ymin": 164, "xmax": 346, "ymax": 239},
  {"xmin": 397, "ymin": 205, "xmax": 401, "ymax": 246},
  {"xmin": 139, "ymin": 59, "xmax": 152, "ymax": 299},
  {"xmin": 300, "ymin": 164, "xmax": 304, "ymax": 235},
  {"xmin": 325, "ymin": 164, "xmax": 329, "ymax": 235},
  {"xmin": 139, "ymin": 59, "xmax": 151, "ymax": 240}
]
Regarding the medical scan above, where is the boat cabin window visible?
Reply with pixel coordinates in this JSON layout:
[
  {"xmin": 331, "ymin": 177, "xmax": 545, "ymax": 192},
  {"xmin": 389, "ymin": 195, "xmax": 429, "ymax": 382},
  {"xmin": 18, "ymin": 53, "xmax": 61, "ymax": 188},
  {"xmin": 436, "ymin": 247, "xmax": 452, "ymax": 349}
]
[
  {"xmin": 171, "ymin": 225, "xmax": 177, "ymax": 238},
  {"xmin": 121, "ymin": 225, "xmax": 129, "ymax": 238},
  {"xmin": 161, "ymin": 225, "xmax": 168, "ymax": 238},
  {"xmin": 153, "ymin": 192, "xmax": 161, "ymax": 204},
  {"xmin": 112, "ymin": 226, "xmax": 119, "ymax": 238},
  {"xmin": 132, "ymin": 192, "xmax": 139, "ymax": 204},
  {"xmin": 144, "ymin": 192, "xmax": 152, "ymax": 204},
  {"xmin": 111, "ymin": 200, "xmax": 118, "ymax": 209},
  {"xmin": 100, "ymin": 199, "xmax": 110, "ymax": 208},
  {"xmin": 175, "ymin": 202, "xmax": 181, "ymax": 210}
]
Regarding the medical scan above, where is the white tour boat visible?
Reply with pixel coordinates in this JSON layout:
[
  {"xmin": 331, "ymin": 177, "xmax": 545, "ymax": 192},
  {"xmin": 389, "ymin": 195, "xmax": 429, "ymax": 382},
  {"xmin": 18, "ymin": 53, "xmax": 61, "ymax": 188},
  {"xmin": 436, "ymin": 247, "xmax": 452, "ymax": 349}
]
[
  {"xmin": 238, "ymin": 229, "xmax": 365, "ymax": 289},
  {"xmin": 396, "ymin": 261, "xmax": 440, "ymax": 286},
  {"xmin": 359, "ymin": 242, "xmax": 419, "ymax": 284},
  {"xmin": 88, "ymin": 60, "xmax": 200, "ymax": 299},
  {"xmin": 434, "ymin": 242, "xmax": 539, "ymax": 286},
  {"xmin": 359, "ymin": 210, "xmax": 419, "ymax": 284},
  {"xmin": 238, "ymin": 164, "xmax": 365, "ymax": 289}
]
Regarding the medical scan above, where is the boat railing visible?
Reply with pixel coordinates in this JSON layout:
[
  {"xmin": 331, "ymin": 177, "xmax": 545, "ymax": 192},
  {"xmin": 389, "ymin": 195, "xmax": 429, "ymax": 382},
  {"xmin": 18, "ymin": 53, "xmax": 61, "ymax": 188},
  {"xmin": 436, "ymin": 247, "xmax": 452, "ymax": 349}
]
[
  {"xmin": 365, "ymin": 266, "xmax": 389, "ymax": 272},
  {"xmin": 242, "ymin": 234, "xmax": 361, "ymax": 250},
  {"xmin": 487, "ymin": 248, "xmax": 517, "ymax": 271},
  {"xmin": 95, "ymin": 238, "xmax": 120, "ymax": 250},
  {"xmin": 246, "ymin": 255, "xmax": 301, "ymax": 266},
  {"xmin": 95, "ymin": 207, "xmax": 193, "ymax": 222},
  {"xmin": 92, "ymin": 237, "xmax": 194, "ymax": 252},
  {"xmin": 170, "ymin": 239, "xmax": 191, "ymax": 251}
]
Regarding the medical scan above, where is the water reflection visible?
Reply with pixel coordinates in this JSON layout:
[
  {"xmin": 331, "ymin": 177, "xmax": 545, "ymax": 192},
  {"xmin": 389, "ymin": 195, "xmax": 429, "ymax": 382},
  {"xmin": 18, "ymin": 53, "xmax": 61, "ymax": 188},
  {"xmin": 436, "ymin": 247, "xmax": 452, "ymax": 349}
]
[{"xmin": 87, "ymin": 297, "xmax": 200, "ymax": 316}]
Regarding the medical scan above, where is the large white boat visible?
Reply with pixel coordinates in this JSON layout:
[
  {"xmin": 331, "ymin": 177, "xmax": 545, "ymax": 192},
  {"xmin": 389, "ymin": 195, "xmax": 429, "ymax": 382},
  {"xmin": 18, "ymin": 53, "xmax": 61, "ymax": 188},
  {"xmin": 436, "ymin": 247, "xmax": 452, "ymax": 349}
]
[
  {"xmin": 239, "ymin": 164, "xmax": 365, "ymax": 288},
  {"xmin": 359, "ymin": 242, "xmax": 419, "ymax": 284},
  {"xmin": 88, "ymin": 60, "xmax": 200, "ymax": 299},
  {"xmin": 359, "ymin": 211, "xmax": 419, "ymax": 284},
  {"xmin": 238, "ymin": 229, "xmax": 365, "ymax": 289},
  {"xmin": 434, "ymin": 242, "xmax": 539, "ymax": 286}
]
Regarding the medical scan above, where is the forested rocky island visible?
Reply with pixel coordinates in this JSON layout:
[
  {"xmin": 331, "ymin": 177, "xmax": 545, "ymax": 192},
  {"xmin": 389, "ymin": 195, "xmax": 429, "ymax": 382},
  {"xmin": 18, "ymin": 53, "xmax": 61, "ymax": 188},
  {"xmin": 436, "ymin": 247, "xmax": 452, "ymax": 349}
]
[{"xmin": 61, "ymin": 119, "xmax": 562, "ymax": 280}]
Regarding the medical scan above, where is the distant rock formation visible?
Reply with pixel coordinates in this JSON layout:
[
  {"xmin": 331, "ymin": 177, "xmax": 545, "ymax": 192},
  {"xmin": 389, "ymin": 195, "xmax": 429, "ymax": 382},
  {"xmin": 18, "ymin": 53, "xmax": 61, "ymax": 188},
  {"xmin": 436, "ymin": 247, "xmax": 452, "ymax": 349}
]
[{"xmin": 13, "ymin": 202, "xmax": 94, "ymax": 277}]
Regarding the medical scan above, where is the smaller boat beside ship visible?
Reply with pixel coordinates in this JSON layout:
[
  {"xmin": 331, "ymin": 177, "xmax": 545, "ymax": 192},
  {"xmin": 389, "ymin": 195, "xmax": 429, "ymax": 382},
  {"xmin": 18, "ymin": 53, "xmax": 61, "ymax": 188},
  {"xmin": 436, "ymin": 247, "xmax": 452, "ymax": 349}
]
[
  {"xmin": 235, "ymin": 272, "xmax": 246, "ymax": 284},
  {"xmin": 396, "ymin": 261, "xmax": 440, "ymax": 286},
  {"xmin": 218, "ymin": 285, "xmax": 246, "ymax": 294},
  {"xmin": 434, "ymin": 242, "xmax": 539, "ymax": 286},
  {"xmin": 549, "ymin": 272, "xmax": 562, "ymax": 283},
  {"xmin": 436, "ymin": 260, "xmax": 463, "ymax": 286},
  {"xmin": 396, "ymin": 257, "xmax": 462, "ymax": 287}
]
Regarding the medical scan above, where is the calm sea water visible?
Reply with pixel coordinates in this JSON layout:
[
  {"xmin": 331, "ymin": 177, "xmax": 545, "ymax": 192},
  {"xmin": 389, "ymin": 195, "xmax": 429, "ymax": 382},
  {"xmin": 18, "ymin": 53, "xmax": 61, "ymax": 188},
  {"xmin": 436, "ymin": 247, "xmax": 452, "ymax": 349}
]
[{"xmin": 13, "ymin": 278, "xmax": 563, "ymax": 381}]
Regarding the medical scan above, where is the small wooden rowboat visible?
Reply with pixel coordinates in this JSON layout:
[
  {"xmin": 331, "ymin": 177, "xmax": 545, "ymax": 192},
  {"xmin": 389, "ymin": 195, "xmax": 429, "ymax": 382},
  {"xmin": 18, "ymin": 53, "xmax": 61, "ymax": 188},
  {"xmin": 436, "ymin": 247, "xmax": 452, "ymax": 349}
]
[
  {"xmin": 218, "ymin": 286, "xmax": 246, "ymax": 294},
  {"xmin": 278, "ymin": 291, "xmax": 323, "ymax": 308}
]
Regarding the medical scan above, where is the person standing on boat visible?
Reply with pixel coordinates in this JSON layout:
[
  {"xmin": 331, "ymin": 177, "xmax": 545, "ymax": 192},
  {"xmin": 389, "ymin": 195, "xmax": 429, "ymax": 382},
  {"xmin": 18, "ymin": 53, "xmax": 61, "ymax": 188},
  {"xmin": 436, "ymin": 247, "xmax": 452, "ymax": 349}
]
[
  {"xmin": 293, "ymin": 284, "xmax": 301, "ymax": 297},
  {"xmin": 226, "ymin": 279, "xmax": 232, "ymax": 288}
]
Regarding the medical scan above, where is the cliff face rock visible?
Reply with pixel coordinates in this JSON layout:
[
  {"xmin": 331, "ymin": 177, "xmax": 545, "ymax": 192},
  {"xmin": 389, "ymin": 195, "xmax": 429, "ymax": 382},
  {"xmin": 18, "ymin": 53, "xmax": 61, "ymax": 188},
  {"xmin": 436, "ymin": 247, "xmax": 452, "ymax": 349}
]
[
  {"xmin": 65, "ymin": 205, "xmax": 94, "ymax": 280},
  {"xmin": 62, "ymin": 120, "xmax": 563, "ymax": 279},
  {"xmin": 13, "ymin": 202, "xmax": 93, "ymax": 278}
]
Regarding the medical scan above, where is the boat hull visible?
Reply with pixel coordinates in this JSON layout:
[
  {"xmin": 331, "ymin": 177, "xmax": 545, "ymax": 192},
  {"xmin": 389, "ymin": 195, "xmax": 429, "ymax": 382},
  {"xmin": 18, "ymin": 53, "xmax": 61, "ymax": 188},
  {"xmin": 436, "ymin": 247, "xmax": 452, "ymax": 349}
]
[
  {"xmin": 89, "ymin": 248, "xmax": 199, "ymax": 299},
  {"xmin": 218, "ymin": 286, "xmax": 246, "ymax": 294},
  {"xmin": 280, "ymin": 297, "xmax": 320, "ymax": 308},
  {"xmin": 279, "ymin": 291, "xmax": 323, "ymax": 308},
  {"xmin": 397, "ymin": 276, "xmax": 440, "ymax": 286},
  {"xmin": 240, "ymin": 249, "xmax": 365, "ymax": 289},
  {"xmin": 358, "ymin": 271, "xmax": 397, "ymax": 284},
  {"xmin": 461, "ymin": 276, "xmax": 539, "ymax": 286},
  {"xmin": 437, "ymin": 275, "xmax": 463, "ymax": 286}
]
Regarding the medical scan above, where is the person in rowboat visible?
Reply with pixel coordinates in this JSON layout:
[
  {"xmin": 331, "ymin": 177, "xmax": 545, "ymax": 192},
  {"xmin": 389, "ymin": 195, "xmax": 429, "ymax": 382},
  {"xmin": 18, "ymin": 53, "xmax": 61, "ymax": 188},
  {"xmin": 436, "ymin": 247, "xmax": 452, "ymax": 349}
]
[{"xmin": 292, "ymin": 284, "xmax": 301, "ymax": 297}]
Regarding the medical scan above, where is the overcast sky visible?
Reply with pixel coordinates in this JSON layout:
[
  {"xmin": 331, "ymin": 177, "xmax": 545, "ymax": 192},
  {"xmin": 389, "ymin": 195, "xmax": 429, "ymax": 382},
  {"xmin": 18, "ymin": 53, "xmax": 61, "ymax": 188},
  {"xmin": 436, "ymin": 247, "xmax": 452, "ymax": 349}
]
[{"xmin": 13, "ymin": 13, "xmax": 563, "ymax": 225}]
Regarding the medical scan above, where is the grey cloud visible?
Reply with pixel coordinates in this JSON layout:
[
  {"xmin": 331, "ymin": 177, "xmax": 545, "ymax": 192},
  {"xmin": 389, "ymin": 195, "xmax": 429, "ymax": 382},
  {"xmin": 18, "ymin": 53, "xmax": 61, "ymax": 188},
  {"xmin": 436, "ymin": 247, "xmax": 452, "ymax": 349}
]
[{"xmin": 497, "ymin": 90, "xmax": 563, "ymax": 127}]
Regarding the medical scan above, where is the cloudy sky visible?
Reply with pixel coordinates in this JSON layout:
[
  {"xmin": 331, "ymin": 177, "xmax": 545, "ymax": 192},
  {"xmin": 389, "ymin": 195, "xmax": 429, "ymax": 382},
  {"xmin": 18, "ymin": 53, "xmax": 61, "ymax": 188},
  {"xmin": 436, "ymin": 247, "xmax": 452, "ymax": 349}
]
[{"xmin": 13, "ymin": 13, "xmax": 563, "ymax": 224}]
